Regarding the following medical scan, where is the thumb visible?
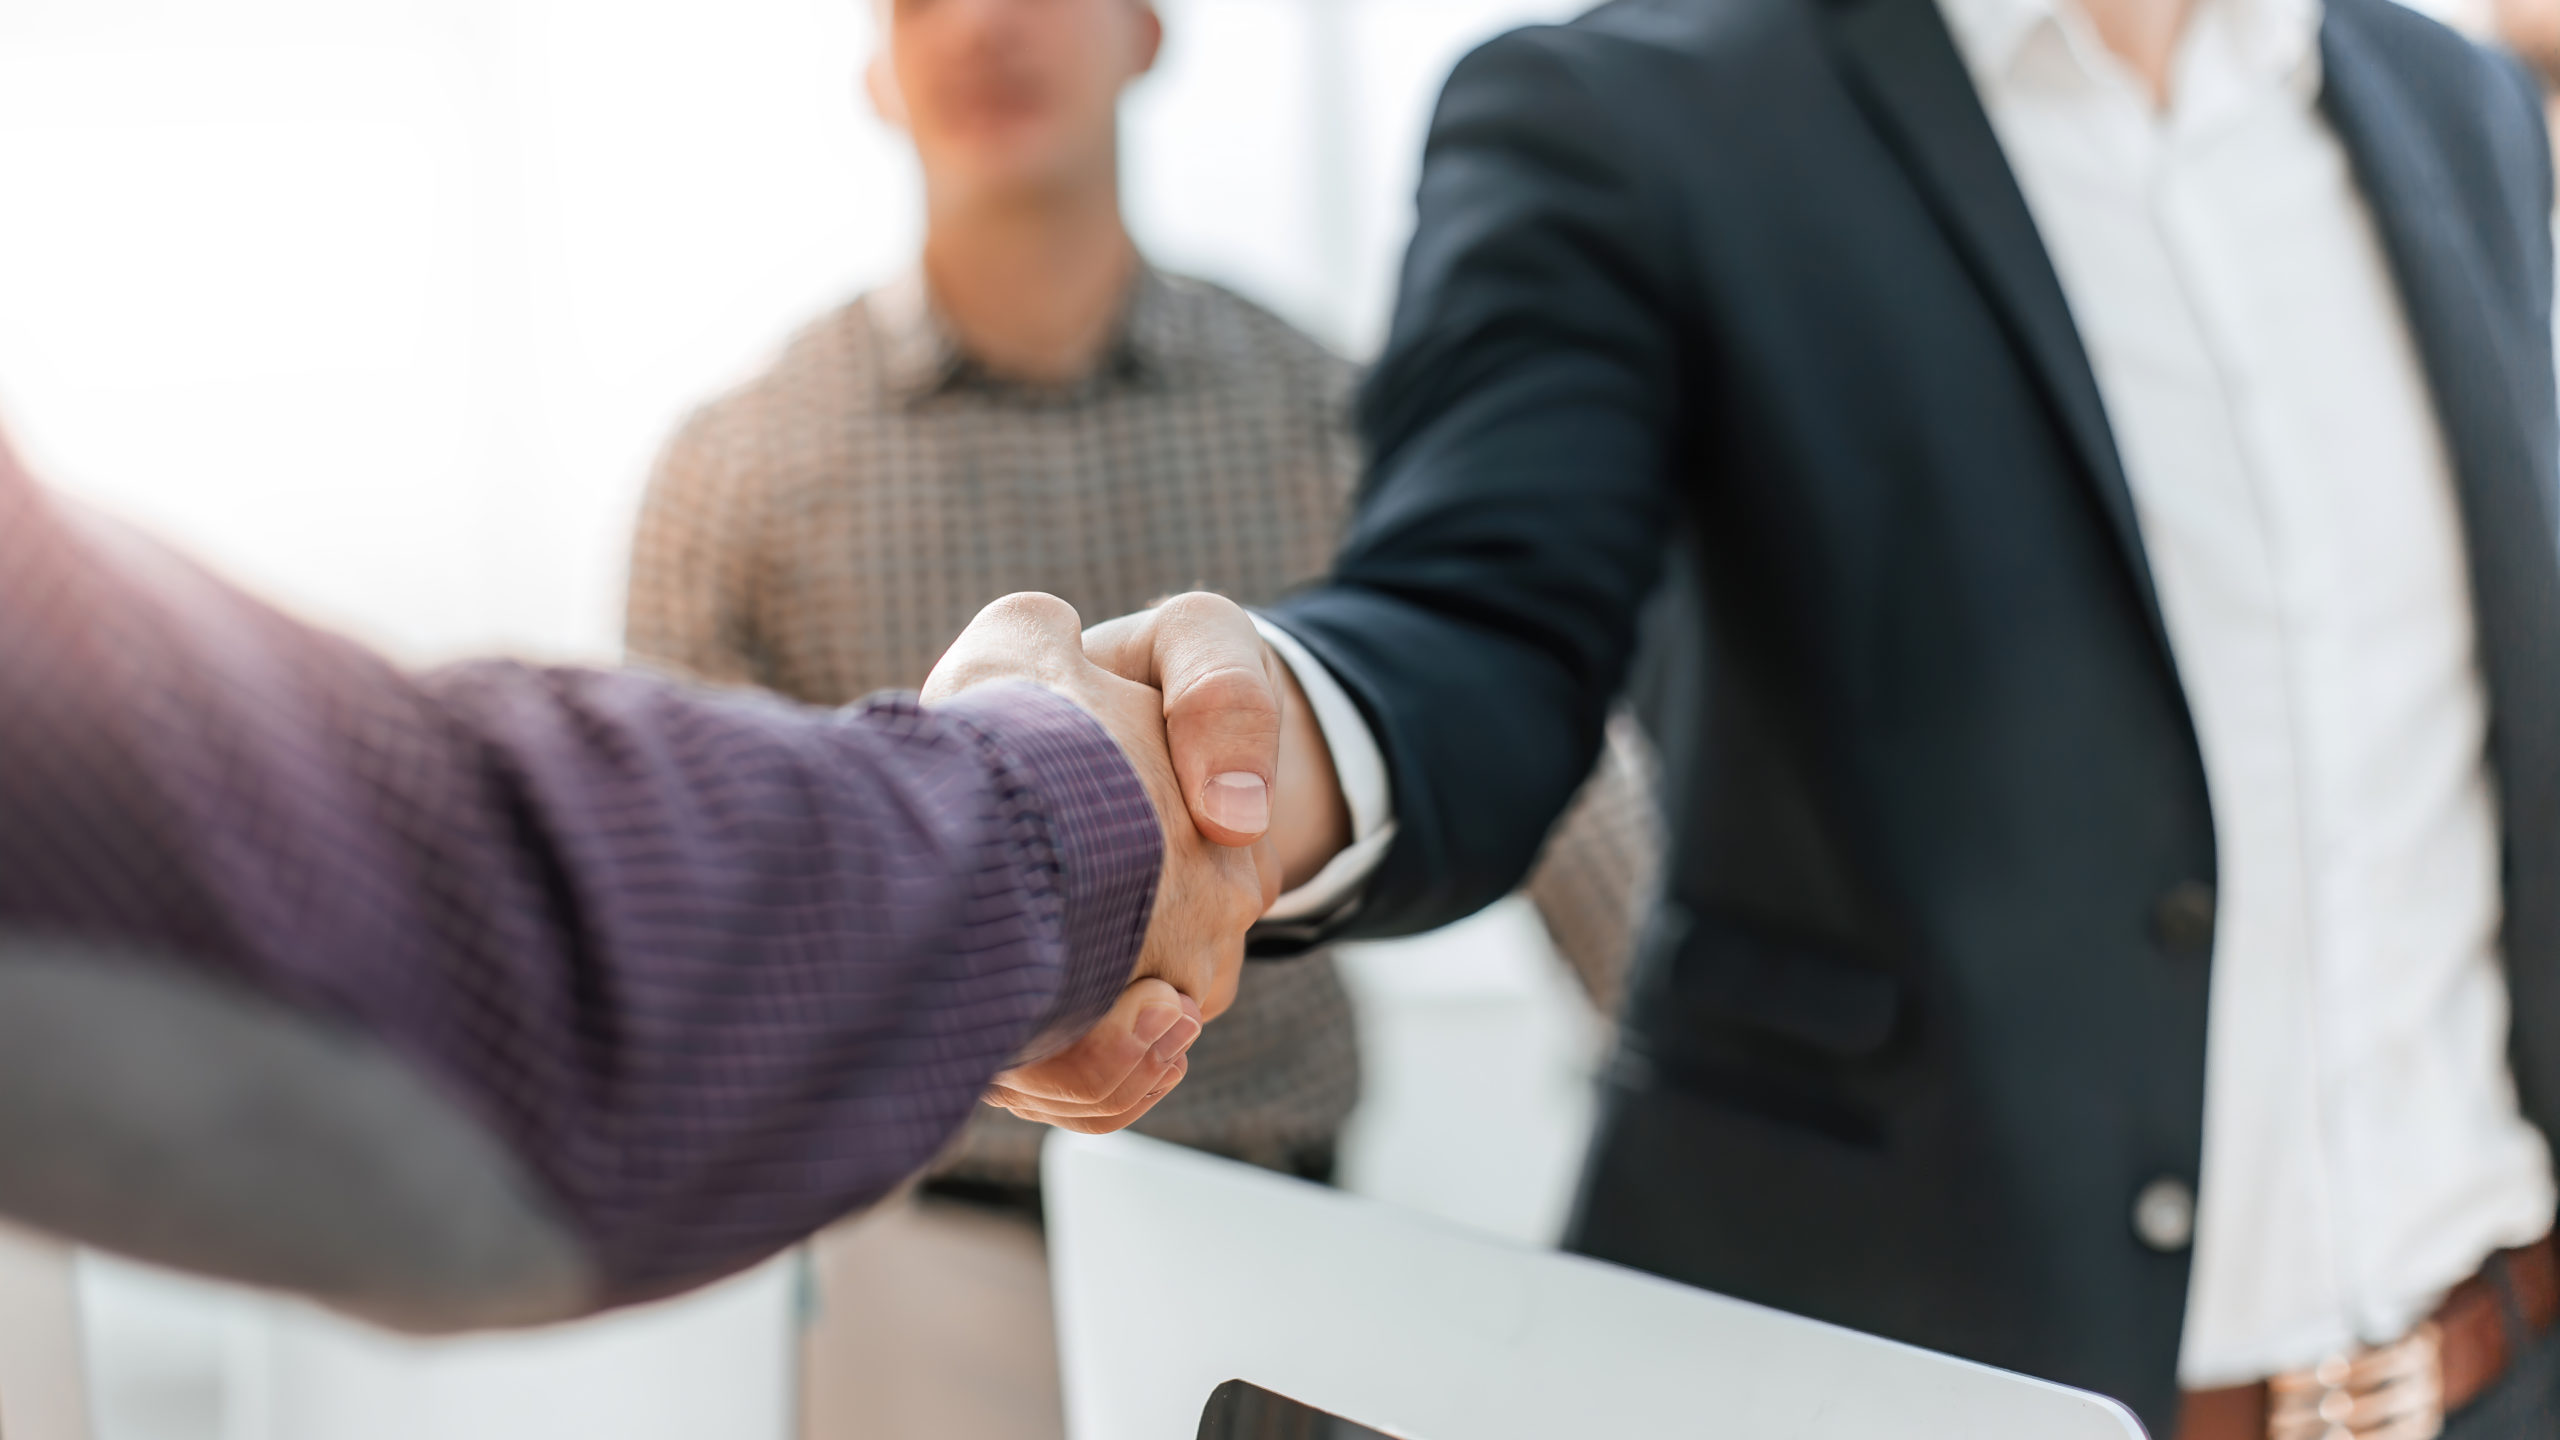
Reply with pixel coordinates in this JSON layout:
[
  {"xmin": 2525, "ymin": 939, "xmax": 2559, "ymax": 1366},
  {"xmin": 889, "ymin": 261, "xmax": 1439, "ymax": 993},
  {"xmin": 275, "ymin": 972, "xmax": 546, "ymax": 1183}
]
[{"xmin": 1146, "ymin": 593, "xmax": 1283, "ymax": 848}]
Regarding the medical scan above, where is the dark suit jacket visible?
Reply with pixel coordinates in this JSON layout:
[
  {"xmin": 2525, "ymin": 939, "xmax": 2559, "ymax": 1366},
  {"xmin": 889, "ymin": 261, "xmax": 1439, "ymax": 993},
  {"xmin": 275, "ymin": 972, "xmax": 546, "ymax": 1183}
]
[{"xmin": 1264, "ymin": 0, "xmax": 2560, "ymax": 1425}]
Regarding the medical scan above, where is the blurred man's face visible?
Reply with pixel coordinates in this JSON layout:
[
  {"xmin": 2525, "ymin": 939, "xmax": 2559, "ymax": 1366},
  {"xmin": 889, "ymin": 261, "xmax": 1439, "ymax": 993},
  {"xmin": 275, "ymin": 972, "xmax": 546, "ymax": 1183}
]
[{"xmin": 871, "ymin": 0, "xmax": 1161, "ymax": 204}]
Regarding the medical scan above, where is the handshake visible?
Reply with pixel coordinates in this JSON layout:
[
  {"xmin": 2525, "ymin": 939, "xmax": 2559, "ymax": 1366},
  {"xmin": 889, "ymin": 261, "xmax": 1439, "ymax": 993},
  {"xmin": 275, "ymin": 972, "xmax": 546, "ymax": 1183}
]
[{"xmin": 922, "ymin": 591, "xmax": 1349, "ymax": 1135}]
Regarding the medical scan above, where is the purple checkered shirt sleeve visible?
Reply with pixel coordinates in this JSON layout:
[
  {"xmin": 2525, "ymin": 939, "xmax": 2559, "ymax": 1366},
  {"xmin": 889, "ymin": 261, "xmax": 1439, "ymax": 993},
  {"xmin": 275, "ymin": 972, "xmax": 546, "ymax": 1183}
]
[{"xmin": 0, "ymin": 440, "xmax": 1160, "ymax": 1305}]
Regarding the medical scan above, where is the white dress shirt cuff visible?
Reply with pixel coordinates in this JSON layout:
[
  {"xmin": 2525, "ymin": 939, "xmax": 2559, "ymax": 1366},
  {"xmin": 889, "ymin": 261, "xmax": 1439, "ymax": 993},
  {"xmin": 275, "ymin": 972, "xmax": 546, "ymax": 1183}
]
[{"xmin": 1253, "ymin": 614, "xmax": 1399, "ymax": 923}]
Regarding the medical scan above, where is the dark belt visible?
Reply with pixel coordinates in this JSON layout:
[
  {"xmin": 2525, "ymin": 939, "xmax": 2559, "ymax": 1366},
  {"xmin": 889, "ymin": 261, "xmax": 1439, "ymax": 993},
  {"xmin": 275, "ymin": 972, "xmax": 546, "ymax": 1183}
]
[{"xmin": 2177, "ymin": 1234, "xmax": 2559, "ymax": 1440}]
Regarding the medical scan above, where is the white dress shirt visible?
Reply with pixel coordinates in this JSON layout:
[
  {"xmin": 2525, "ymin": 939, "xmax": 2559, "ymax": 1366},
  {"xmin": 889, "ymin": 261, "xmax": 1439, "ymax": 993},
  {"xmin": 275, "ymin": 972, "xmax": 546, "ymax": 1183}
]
[{"xmin": 1266, "ymin": 0, "xmax": 2559, "ymax": 1385}]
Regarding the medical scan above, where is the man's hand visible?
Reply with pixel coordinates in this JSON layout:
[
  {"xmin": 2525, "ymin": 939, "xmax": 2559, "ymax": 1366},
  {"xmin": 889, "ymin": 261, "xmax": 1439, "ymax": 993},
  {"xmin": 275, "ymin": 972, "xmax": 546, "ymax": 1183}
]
[
  {"xmin": 1083, "ymin": 593, "xmax": 1353, "ymax": 893},
  {"xmin": 981, "ymin": 978, "xmax": 1201, "ymax": 1133},
  {"xmin": 923, "ymin": 593, "xmax": 1279, "ymax": 1132}
]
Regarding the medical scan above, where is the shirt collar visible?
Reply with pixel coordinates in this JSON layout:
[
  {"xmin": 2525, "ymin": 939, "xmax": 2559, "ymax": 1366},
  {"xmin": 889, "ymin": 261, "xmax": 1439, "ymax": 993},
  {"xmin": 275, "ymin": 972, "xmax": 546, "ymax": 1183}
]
[
  {"xmin": 1933, "ymin": 0, "xmax": 2320, "ymax": 93},
  {"xmin": 871, "ymin": 259, "xmax": 1181, "ymax": 401}
]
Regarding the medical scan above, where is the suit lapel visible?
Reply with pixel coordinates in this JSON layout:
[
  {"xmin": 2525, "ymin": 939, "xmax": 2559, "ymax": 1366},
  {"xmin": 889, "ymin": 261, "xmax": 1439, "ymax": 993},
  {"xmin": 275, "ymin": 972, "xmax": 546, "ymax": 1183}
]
[
  {"xmin": 1811, "ymin": 1, "xmax": 2560, "ymax": 992},
  {"xmin": 1816, "ymin": 0, "xmax": 2174, "ymax": 664},
  {"xmin": 2317, "ymin": 4, "xmax": 2558, "ymax": 557},
  {"xmin": 2320, "ymin": 0, "xmax": 2560, "ymax": 1119},
  {"xmin": 2334, "ymin": 5, "xmax": 2549, "ymax": 527}
]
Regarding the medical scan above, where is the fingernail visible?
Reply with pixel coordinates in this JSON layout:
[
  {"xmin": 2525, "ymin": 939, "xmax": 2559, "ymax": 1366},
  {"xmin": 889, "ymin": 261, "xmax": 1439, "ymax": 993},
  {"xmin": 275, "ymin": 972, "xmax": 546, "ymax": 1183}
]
[
  {"xmin": 1202, "ymin": 773, "xmax": 1270, "ymax": 834},
  {"xmin": 1134, "ymin": 1003, "xmax": 1182, "ymax": 1047},
  {"xmin": 1149, "ymin": 1016, "xmax": 1201, "ymax": 1066}
]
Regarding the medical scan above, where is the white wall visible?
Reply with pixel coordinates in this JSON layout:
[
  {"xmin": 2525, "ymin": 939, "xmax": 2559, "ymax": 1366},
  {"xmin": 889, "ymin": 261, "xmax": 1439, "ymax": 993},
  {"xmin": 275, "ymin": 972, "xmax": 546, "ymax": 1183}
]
[
  {"xmin": 0, "ymin": 0, "xmax": 1583, "ymax": 665},
  {"xmin": 0, "ymin": 2, "xmax": 1602, "ymax": 1437}
]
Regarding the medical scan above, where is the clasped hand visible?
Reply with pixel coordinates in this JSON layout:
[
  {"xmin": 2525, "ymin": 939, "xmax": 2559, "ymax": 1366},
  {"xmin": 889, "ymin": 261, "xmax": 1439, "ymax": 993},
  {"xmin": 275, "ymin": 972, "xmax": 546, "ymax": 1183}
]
[{"xmin": 922, "ymin": 592, "xmax": 1295, "ymax": 1133}]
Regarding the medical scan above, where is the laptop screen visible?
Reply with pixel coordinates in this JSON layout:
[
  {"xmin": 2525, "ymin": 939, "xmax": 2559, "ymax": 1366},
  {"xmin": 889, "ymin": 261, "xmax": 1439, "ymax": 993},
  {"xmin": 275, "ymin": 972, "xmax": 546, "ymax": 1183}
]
[{"xmin": 1195, "ymin": 1378, "xmax": 1402, "ymax": 1439}]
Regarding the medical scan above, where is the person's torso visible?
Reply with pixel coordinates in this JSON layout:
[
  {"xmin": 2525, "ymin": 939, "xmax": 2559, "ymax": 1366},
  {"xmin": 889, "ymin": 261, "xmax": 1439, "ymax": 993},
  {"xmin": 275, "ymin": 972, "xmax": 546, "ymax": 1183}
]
[
  {"xmin": 718, "ymin": 268, "xmax": 1366, "ymax": 1182},
  {"xmin": 1957, "ymin": 0, "xmax": 2557, "ymax": 1385},
  {"xmin": 1536, "ymin": 0, "xmax": 2560, "ymax": 1425},
  {"xmin": 750, "ymin": 272, "xmax": 1354, "ymax": 701}
]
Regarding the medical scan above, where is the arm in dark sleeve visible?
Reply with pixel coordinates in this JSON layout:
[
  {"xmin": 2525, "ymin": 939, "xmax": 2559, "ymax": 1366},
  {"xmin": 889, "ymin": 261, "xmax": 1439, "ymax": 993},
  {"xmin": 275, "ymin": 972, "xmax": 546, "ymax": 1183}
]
[
  {"xmin": 1264, "ymin": 26, "xmax": 1686, "ymax": 940},
  {"xmin": 0, "ymin": 443, "xmax": 1159, "ymax": 1313}
]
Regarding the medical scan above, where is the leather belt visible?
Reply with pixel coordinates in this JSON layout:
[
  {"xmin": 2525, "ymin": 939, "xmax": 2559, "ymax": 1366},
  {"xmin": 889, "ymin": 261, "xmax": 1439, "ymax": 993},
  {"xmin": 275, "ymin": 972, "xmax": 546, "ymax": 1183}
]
[{"xmin": 2176, "ymin": 1235, "xmax": 2559, "ymax": 1440}]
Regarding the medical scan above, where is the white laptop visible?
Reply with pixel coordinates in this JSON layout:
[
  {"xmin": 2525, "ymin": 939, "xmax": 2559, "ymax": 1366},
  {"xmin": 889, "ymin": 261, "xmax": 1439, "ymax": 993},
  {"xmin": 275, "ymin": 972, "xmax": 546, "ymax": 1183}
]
[{"xmin": 1045, "ymin": 1132, "xmax": 2147, "ymax": 1440}]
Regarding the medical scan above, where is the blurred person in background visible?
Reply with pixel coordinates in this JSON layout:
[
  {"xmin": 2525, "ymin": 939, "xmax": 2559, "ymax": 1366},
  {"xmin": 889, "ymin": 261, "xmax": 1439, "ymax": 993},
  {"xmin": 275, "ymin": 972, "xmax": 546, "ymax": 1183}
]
[
  {"xmin": 624, "ymin": 0, "xmax": 1659, "ymax": 1436},
  {"xmin": 1039, "ymin": 0, "xmax": 2560, "ymax": 1433}
]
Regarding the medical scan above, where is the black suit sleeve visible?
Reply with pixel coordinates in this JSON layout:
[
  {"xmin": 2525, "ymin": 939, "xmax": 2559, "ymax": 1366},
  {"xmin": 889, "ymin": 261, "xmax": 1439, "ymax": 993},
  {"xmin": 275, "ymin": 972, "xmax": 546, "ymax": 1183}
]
[{"xmin": 1265, "ymin": 26, "xmax": 1688, "ymax": 941}]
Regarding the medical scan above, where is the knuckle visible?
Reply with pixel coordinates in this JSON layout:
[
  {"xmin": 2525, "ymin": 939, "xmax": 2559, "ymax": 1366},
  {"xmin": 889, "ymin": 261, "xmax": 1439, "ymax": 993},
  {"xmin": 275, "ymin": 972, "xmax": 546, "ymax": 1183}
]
[
  {"xmin": 1165, "ymin": 663, "xmax": 1282, "ymax": 741},
  {"xmin": 1013, "ymin": 1055, "xmax": 1112, "ymax": 1106},
  {"xmin": 1153, "ymin": 590, "xmax": 1246, "ymax": 630},
  {"xmin": 978, "ymin": 591, "xmax": 1082, "ymax": 638},
  {"xmin": 1054, "ymin": 1074, "xmax": 1112, "ymax": 1106}
]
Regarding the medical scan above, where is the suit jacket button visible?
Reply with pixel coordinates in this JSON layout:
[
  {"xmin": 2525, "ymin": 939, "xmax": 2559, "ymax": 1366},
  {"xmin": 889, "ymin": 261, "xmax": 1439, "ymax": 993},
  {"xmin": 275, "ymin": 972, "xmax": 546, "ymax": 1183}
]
[
  {"xmin": 2153, "ymin": 882, "xmax": 2217, "ymax": 956},
  {"xmin": 2133, "ymin": 1177, "xmax": 2196, "ymax": 1252}
]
